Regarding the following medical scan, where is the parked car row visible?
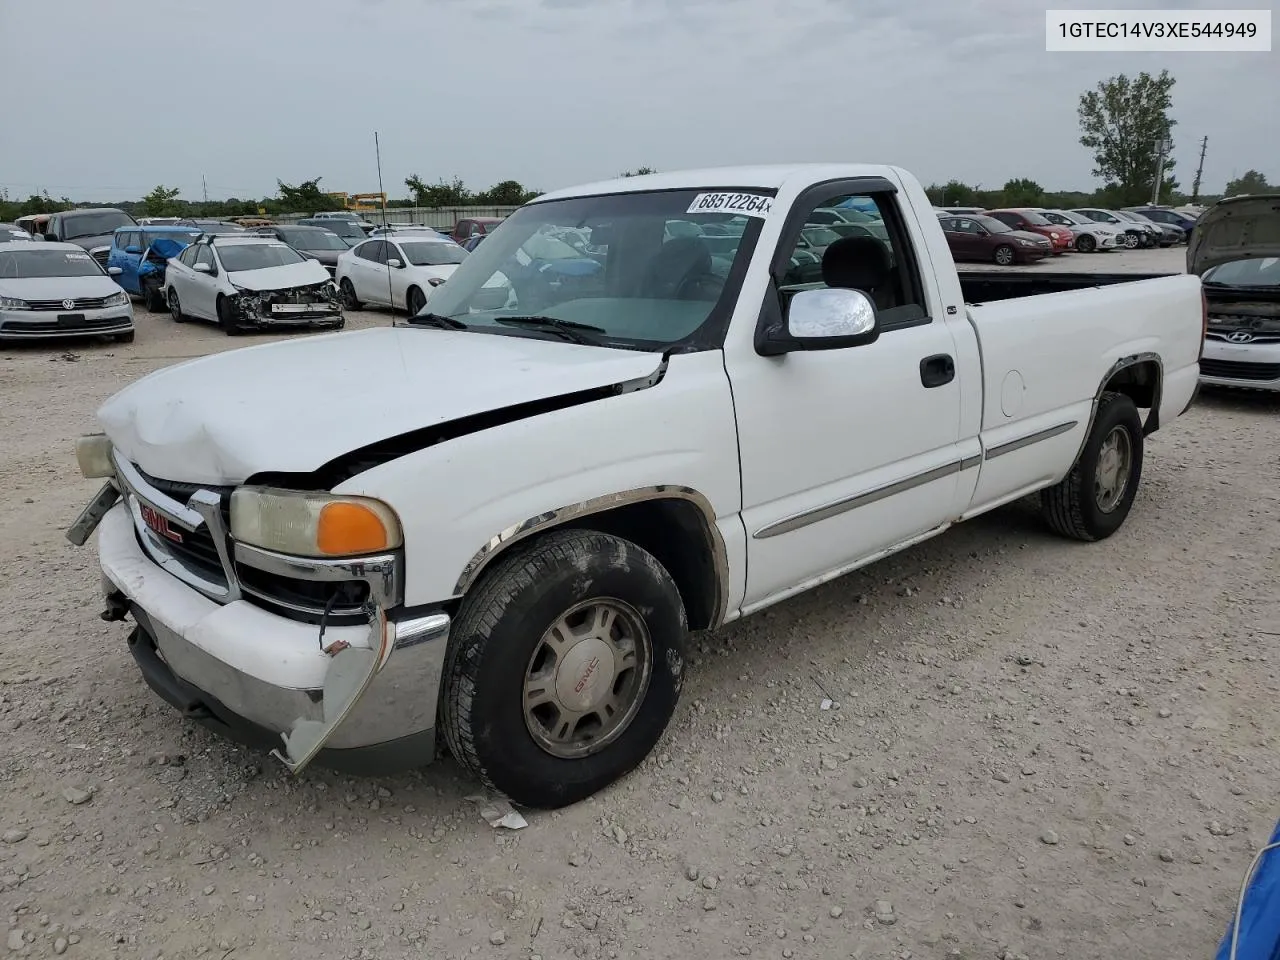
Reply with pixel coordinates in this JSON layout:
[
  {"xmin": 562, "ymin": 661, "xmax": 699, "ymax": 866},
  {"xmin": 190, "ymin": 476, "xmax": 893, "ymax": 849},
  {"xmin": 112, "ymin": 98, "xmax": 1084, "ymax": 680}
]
[{"xmin": 933, "ymin": 203, "xmax": 1203, "ymax": 265}]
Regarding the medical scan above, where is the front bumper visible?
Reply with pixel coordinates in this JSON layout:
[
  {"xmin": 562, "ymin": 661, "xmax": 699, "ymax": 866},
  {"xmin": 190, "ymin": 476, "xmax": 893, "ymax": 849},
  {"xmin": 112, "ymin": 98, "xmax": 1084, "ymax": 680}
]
[
  {"xmin": 1198, "ymin": 339, "xmax": 1280, "ymax": 392},
  {"xmin": 0, "ymin": 304, "xmax": 134, "ymax": 341},
  {"xmin": 94, "ymin": 499, "xmax": 449, "ymax": 773}
]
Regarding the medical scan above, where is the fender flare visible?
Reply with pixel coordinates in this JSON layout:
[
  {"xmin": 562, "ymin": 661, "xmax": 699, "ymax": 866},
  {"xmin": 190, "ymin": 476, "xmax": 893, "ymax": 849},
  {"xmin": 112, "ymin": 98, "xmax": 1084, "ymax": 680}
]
[{"xmin": 452, "ymin": 485, "xmax": 731, "ymax": 628}]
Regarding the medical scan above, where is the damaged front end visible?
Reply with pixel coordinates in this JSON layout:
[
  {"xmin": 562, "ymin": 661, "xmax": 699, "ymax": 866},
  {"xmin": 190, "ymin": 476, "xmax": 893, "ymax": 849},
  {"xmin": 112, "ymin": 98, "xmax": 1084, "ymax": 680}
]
[{"xmin": 232, "ymin": 279, "xmax": 344, "ymax": 328}]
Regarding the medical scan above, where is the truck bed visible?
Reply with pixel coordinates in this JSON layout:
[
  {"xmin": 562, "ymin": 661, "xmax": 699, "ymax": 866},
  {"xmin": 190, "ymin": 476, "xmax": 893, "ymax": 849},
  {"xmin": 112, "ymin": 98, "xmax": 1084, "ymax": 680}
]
[{"xmin": 957, "ymin": 270, "xmax": 1177, "ymax": 304}]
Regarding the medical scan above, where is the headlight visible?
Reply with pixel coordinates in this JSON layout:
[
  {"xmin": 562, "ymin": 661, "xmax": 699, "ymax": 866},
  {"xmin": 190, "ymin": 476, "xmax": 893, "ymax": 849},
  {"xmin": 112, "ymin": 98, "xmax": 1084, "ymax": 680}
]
[
  {"xmin": 1017, "ymin": 239, "xmax": 1034, "ymax": 246},
  {"xmin": 230, "ymin": 487, "xmax": 403, "ymax": 558},
  {"xmin": 0, "ymin": 296, "xmax": 29, "ymax": 310},
  {"xmin": 104, "ymin": 292, "xmax": 129, "ymax": 307},
  {"xmin": 75, "ymin": 433, "xmax": 116, "ymax": 479}
]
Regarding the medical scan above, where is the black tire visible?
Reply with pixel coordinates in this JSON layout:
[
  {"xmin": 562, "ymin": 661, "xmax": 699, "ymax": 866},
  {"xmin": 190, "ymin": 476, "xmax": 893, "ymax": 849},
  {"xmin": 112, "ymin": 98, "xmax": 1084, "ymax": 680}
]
[
  {"xmin": 993, "ymin": 244, "xmax": 1015, "ymax": 266},
  {"xmin": 441, "ymin": 528, "xmax": 689, "ymax": 809},
  {"xmin": 114, "ymin": 330, "xmax": 135, "ymax": 344},
  {"xmin": 216, "ymin": 295, "xmax": 245, "ymax": 336},
  {"xmin": 406, "ymin": 286, "xmax": 426, "ymax": 317},
  {"xmin": 167, "ymin": 288, "xmax": 186, "ymax": 323},
  {"xmin": 141, "ymin": 281, "xmax": 163, "ymax": 312},
  {"xmin": 340, "ymin": 278, "xmax": 362, "ymax": 310},
  {"xmin": 1040, "ymin": 391, "xmax": 1144, "ymax": 542},
  {"xmin": 1075, "ymin": 233, "xmax": 1096, "ymax": 254}
]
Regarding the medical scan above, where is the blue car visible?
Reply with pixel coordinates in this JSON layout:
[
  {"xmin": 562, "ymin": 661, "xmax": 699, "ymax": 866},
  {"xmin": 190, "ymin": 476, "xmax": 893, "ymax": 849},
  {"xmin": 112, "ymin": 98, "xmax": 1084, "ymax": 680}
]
[
  {"xmin": 106, "ymin": 225, "xmax": 203, "ymax": 311},
  {"xmin": 1125, "ymin": 206, "xmax": 1198, "ymax": 242}
]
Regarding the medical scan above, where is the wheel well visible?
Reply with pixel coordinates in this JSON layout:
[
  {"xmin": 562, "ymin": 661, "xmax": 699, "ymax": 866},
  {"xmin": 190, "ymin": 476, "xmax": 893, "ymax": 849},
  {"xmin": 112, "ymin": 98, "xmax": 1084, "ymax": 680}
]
[
  {"xmin": 1102, "ymin": 359, "xmax": 1162, "ymax": 434},
  {"xmin": 561, "ymin": 499, "xmax": 722, "ymax": 631}
]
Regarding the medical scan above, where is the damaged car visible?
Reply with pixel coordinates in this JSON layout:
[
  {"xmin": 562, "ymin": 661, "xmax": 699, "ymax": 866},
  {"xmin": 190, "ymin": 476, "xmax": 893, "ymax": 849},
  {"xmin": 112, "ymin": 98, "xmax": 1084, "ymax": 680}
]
[
  {"xmin": 1192, "ymin": 193, "xmax": 1280, "ymax": 391},
  {"xmin": 106, "ymin": 225, "xmax": 203, "ymax": 311},
  {"xmin": 161, "ymin": 234, "xmax": 343, "ymax": 336}
]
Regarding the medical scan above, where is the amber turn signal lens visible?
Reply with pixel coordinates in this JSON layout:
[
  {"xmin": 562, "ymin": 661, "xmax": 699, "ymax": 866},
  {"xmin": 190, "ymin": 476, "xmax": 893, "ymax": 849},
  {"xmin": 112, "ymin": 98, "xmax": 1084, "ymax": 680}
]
[{"xmin": 316, "ymin": 501, "xmax": 390, "ymax": 556}]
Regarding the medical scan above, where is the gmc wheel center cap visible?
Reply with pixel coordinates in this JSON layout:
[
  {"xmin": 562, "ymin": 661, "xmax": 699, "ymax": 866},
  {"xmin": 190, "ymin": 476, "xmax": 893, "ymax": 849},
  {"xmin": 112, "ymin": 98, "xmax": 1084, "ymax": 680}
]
[{"xmin": 556, "ymin": 637, "xmax": 616, "ymax": 712}]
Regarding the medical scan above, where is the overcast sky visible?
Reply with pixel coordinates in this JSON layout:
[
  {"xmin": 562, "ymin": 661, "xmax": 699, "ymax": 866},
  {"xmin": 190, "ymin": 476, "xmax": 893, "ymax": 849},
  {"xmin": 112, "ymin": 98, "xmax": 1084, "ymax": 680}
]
[{"xmin": 0, "ymin": 0, "xmax": 1273, "ymax": 202}]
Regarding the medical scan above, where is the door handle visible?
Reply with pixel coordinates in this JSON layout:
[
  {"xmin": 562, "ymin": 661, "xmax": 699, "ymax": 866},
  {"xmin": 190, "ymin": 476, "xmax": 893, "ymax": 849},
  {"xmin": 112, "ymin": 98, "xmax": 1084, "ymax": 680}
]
[{"xmin": 919, "ymin": 354, "xmax": 955, "ymax": 388}]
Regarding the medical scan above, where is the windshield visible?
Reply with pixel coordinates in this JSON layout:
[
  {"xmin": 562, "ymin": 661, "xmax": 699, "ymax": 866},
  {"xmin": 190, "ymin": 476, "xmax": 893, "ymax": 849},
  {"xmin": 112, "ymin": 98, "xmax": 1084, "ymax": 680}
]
[
  {"xmin": 400, "ymin": 241, "xmax": 468, "ymax": 266},
  {"xmin": 308, "ymin": 219, "xmax": 363, "ymax": 237},
  {"xmin": 217, "ymin": 243, "xmax": 307, "ymax": 272},
  {"xmin": 1050, "ymin": 211, "xmax": 1089, "ymax": 225},
  {"xmin": 420, "ymin": 187, "xmax": 768, "ymax": 350},
  {"xmin": 974, "ymin": 216, "xmax": 1012, "ymax": 234},
  {"xmin": 280, "ymin": 229, "xmax": 348, "ymax": 251},
  {"xmin": 64, "ymin": 211, "xmax": 134, "ymax": 240},
  {"xmin": 0, "ymin": 248, "xmax": 105, "ymax": 278},
  {"xmin": 1203, "ymin": 257, "xmax": 1280, "ymax": 287},
  {"xmin": 1017, "ymin": 211, "xmax": 1051, "ymax": 226},
  {"xmin": 144, "ymin": 230, "xmax": 202, "ymax": 246}
]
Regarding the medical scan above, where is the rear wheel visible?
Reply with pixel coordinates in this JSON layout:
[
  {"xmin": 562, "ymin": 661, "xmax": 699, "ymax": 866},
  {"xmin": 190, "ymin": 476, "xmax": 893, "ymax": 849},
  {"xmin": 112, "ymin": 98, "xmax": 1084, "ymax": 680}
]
[
  {"xmin": 141, "ymin": 280, "xmax": 163, "ymax": 312},
  {"xmin": 441, "ymin": 528, "xmax": 689, "ymax": 809},
  {"xmin": 993, "ymin": 244, "xmax": 1015, "ymax": 266},
  {"xmin": 1075, "ymin": 233, "xmax": 1096, "ymax": 254},
  {"xmin": 167, "ymin": 288, "xmax": 186, "ymax": 323},
  {"xmin": 1040, "ymin": 391, "xmax": 1144, "ymax": 542},
  {"xmin": 113, "ymin": 330, "xmax": 135, "ymax": 344}
]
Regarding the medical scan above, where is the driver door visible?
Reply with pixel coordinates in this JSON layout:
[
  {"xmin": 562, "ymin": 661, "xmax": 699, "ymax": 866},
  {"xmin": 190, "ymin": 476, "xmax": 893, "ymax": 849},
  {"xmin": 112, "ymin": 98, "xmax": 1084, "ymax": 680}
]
[{"xmin": 727, "ymin": 180, "xmax": 967, "ymax": 609}]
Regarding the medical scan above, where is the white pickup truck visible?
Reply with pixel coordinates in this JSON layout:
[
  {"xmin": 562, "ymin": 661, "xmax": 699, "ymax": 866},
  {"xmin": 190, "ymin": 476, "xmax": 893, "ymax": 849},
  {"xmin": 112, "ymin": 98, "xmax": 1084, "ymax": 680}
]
[{"xmin": 67, "ymin": 164, "xmax": 1206, "ymax": 809}]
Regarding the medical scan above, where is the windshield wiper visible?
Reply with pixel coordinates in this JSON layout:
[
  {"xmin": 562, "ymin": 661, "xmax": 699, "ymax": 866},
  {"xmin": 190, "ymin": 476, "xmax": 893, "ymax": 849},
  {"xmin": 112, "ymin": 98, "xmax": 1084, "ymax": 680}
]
[
  {"xmin": 406, "ymin": 312, "xmax": 468, "ymax": 329},
  {"xmin": 493, "ymin": 315, "xmax": 607, "ymax": 345}
]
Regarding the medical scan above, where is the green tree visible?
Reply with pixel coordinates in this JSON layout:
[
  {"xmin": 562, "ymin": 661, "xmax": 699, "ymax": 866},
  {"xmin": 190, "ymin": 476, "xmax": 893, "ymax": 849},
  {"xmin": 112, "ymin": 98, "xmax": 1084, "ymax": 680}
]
[
  {"xmin": 1077, "ymin": 70, "xmax": 1178, "ymax": 204},
  {"xmin": 1001, "ymin": 178, "xmax": 1045, "ymax": 207},
  {"xmin": 404, "ymin": 174, "xmax": 471, "ymax": 207},
  {"xmin": 276, "ymin": 177, "xmax": 331, "ymax": 212},
  {"xmin": 620, "ymin": 166, "xmax": 657, "ymax": 178},
  {"xmin": 476, "ymin": 180, "xmax": 537, "ymax": 205},
  {"xmin": 1224, "ymin": 170, "xmax": 1272, "ymax": 196},
  {"xmin": 142, "ymin": 185, "xmax": 182, "ymax": 216}
]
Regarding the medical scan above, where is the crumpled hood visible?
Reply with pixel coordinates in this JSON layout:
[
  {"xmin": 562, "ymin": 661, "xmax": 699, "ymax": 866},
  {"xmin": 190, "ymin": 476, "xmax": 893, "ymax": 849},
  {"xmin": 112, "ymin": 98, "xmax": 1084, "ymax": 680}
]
[
  {"xmin": 1188, "ymin": 194, "xmax": 1280, "ymax": 276},
  {"xmin": 227, "ymin": 259, "xmax": 331, "ymax": 292},
  {"xmin": 97, "ymin": 327, "xmax": 662, "ymax": 485},
  {"xmin": 147, "ymin": 237, "xmax": 190, "ymax": 260}
]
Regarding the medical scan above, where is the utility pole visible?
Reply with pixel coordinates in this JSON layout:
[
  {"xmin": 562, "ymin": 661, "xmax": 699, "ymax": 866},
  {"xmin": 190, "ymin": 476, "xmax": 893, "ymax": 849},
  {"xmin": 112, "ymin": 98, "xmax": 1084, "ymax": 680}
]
[
  {"xmin": 202, "ymin": 174, "xmax": 209, "ymax": 204},
  {"xmin": 1190, "ymin": 136, "xmax": 1208, "ymax": 202},
  {"xmin": 1150, "ymin": 138, "xmax": 1173, "ymax": 206}
]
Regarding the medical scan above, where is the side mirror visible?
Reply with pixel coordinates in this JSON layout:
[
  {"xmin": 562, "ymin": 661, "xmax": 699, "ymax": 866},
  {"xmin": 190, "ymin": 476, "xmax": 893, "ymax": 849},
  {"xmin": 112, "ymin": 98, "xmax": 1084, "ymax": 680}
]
[
  {"xmin": 125, "ymin": 245, "xmax": 141, "ymax": 255},
  {"xmin": 193, "ymin": 262, "xmax": 212, "ymax": 274},
  {"xmin": 757, "ymin": 288, "xmax": 879, "ymax": 356},
  {"xmin": 44, "ymin": 233, "xmax": 58, "ymax": 242},
  {"xmin": 107, "ymin": 266, "xmax": 123, "ymax": 276},
  {"xmin": 975, "ymin": 227, "xmax": 989, "ymax": 236},
  {"xmin": 386, "ymin": 258, "xmax": 404, "ymax": 269}
]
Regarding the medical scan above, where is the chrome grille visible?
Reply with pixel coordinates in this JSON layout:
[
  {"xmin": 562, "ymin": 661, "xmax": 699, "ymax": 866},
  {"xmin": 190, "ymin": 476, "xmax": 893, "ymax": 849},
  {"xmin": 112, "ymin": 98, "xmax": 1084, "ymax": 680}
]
[{"xmin": 27, "ymin": 296, "xmax": 112, "ymax": 311}]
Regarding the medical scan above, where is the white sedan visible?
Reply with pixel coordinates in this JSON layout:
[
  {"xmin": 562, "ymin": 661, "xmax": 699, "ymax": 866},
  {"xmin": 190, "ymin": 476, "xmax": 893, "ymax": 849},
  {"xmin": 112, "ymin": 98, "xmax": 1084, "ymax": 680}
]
[
  {"xmin": 0, "ymin": 241, "xmax": 134, "ymax": 343},
  {"xmin": 162, "ymin": 235, "xmax": 343, "ymax": 336},
  {"xmin": 336, "ymin": 236, "xmax": 467, "ymax": 316}
]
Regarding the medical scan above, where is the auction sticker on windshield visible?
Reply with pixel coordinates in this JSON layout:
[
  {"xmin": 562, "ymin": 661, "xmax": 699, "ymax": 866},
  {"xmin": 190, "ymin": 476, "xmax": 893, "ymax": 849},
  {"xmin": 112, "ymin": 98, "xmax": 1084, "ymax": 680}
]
[{"xmin": 686, "ymin": 192, "xmax": 774, "ymax": 218}]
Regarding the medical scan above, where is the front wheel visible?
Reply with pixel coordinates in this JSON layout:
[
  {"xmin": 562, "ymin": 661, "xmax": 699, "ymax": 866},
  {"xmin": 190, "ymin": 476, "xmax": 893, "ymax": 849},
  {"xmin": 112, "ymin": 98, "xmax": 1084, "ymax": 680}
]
[
  {"xmin": 1040, "ymin": 391, "xmax": 1144, "ymax": 542},
  {"xmin": 167, "ymin": 288, "xmax": 186, "ymax": 323},
  {"xmin": 141, "ymin": 281, "xmax": 163, "ymax": 312},
  {"xmin": 441, "ymin": 529, "xmax": 689, "ymax": 809},
  {"xmin": 216, "ymin": 296, "xmax": 245, "ymax": 336},
  {"xmin": 1075, "ymin": 233, "xmax": 1096, "ymax": 254},
  {"xmin": 406, "ymin": 286, "xmax": 426, "ymax": 317},
  {"xmin": 1122, "ymin": 232, "xmax": 1139, "ymax": 249},
  {"xmin": 993, "ymin": 244, "xmax": 1015, "ymax": 266},
  {"xmin": 340, "ymin": 278, "xmax": 362, "ymax": 310}
]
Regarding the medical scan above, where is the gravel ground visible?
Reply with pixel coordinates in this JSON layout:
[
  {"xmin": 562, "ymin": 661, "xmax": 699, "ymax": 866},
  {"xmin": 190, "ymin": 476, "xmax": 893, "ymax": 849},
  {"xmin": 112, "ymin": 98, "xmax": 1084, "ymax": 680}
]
[{"xmin": 4, "ymin": 244, "xmax": 1278, "ymax": 960}]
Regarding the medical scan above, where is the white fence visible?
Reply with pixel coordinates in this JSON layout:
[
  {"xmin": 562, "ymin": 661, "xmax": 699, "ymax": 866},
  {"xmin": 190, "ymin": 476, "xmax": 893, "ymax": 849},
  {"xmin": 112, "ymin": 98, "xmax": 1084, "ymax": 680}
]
[{"xmin": 274, "ymin": 206, "xmax": 522, "ymax": 228}]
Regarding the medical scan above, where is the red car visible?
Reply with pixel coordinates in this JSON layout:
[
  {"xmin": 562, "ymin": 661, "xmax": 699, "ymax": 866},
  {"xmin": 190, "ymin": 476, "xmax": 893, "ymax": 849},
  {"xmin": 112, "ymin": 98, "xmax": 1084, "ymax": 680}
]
[
  {"xmin": 983, "ymin": 209, "xmax": 1073, "ymax": 254},
  {"xmin": 450, "ymin": 217, "xmax": 505, "ymax": 245},
  {"xmin": 937, "ymin": 214, "xmax": 1052, "ymax": 265}
]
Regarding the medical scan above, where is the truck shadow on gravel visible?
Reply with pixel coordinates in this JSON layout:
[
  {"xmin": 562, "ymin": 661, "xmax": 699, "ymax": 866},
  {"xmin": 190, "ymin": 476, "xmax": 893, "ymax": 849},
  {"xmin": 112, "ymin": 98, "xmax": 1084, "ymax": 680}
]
[{"xmin": 1194, "ymin": 386, "xmax": 1280, "ymax": 414}]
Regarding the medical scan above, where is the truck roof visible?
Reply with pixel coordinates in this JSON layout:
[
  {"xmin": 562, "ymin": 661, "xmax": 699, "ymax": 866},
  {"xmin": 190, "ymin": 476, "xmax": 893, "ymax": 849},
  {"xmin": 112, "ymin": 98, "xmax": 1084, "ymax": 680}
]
[{"xmin": 534, "ymin": 164, "xmax": 904, "ymax": 204}]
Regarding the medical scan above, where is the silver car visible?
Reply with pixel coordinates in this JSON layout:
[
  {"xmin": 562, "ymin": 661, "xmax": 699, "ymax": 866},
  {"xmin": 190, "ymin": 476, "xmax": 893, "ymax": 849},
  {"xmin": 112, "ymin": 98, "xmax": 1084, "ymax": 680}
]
[{"xmin": 0, "ymin": 241, "xmax": 135, "ymax": 343}]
